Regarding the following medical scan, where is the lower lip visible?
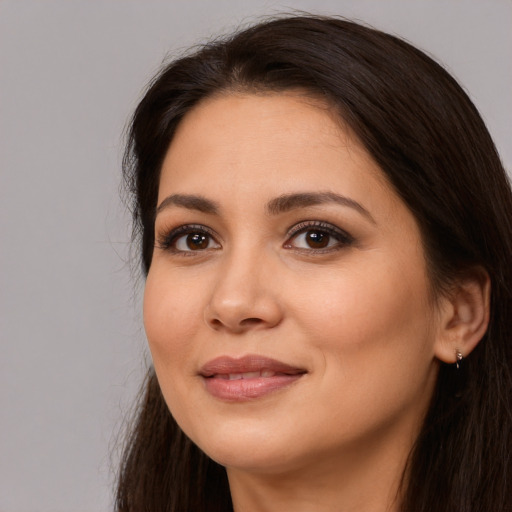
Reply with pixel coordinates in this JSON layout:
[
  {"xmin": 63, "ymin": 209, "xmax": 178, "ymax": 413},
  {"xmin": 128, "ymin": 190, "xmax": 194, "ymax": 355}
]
[{"xmin": 202, "ymin": 374, "xmax": 304, "ymax": 402}]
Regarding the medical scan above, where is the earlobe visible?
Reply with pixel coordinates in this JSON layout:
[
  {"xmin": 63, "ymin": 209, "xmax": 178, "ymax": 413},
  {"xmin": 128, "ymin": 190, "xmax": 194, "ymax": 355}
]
[{"xmin": 434, "ymin": 268, "xmax": 491, "ymax": 364}]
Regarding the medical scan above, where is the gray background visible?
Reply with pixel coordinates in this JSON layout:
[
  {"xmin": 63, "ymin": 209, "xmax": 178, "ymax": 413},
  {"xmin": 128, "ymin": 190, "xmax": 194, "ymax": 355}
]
[{"xmin": 1, "ymin": 1, "xmax": 510, "ymax": 511}]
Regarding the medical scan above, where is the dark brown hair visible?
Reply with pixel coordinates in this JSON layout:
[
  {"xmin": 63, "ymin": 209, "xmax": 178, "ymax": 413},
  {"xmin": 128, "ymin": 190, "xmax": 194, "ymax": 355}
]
[{"xmin": 117, "ymin": 15, "xmax": 512, "ymax": 511}]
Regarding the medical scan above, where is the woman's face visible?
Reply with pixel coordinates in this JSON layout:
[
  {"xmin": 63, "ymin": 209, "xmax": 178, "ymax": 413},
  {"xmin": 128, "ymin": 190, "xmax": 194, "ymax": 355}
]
[{"xmin": 144, "ymin": 92, "xmax": 442, "ymax": 474}]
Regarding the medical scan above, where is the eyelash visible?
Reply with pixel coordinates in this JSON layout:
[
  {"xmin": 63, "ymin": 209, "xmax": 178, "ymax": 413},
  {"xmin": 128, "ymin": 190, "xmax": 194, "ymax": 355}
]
[
  {"xmin": 155, "ymin": 221, "xmax": 354, "ymax": 255},
  {"xmin": 285, "ymin": 221, "xmax": 354, "ymax": 253},
  {"xmin": 156, "ymin": 224, "xmax": 220, "ymax": 255}
]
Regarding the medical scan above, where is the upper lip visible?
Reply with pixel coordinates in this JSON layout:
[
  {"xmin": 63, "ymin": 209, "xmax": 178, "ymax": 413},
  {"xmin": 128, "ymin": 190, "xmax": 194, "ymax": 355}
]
[{"xmin": 199, "ymin": 355, "xmax": 307, "ymax": 377}]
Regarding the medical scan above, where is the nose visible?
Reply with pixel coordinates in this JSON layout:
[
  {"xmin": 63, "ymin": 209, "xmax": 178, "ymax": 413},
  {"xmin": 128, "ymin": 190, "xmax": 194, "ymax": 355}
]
[{"xmin": 204, "ymin": 250, "xmax": 283, "ymax": 334}]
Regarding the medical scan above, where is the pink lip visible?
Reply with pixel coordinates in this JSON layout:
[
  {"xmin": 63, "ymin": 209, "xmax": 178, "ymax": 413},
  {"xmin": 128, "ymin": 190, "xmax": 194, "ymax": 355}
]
[{"xmin": 199, "ymin": 355, "xmax": 307, "ymax": 402}]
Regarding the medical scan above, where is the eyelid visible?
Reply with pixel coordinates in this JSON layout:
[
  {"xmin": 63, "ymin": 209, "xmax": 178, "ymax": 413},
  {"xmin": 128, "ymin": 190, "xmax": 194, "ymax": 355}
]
[
  {"xmin": 155, "ymin": 223, "xmax": 220, "ymax": 252},
  {"xmin": 284, "ymin": 220, "xmax": 354, "ymax": 250},
  {"xmin": 155, "ymin": 220, "xmax": 354, "ymax": 254}
]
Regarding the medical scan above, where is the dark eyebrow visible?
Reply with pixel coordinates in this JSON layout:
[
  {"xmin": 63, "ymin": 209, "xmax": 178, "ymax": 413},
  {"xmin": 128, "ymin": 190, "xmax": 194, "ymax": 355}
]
[
  {"xmin": 156, "ymin": 194, "xmax": 220, "ymax": 215},
  {"xmin": 266, "ymin": 192, "xmax": 375, "ymax": 223},
  {"xmin": 155, "ymin": 191, "xmax": 375, "ymax": 223}
]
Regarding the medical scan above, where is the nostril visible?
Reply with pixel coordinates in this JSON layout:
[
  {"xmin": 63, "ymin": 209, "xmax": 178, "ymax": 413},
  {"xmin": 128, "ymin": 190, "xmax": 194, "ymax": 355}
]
[
  {"xmin": 204, "ymin": 296, "xmax": 283, "ymax": 332},
  {"xmin": 207, "ymin": 316, "xmax": 264, "ymax": 332},
  {"xmin": 240, "ymin": 318, "xmax": 264, "ymax": 326}
]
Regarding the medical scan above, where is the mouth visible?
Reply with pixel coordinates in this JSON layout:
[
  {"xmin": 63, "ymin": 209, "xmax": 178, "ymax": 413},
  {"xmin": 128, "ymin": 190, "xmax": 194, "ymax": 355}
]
[
  {"xmin": 199, "ymin": 355, "xmax": 307, "ymax": 401},
  {"xmin": 210, "ymin": 369, "xmax": 297, "ymax": 380}
]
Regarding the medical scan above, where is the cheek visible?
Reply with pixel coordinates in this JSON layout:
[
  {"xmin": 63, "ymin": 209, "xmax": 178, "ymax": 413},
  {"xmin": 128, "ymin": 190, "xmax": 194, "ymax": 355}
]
[
  {"xmin": 143, "ymin": 270, "xmax": 199, "ymax": 368},
  {"xmin": 289, "ymin": 263, "xmax": 437, "ymax": 441},
  {"xmin": 293, "ymin": 259, "xmax": 434, "ymax": 363},
  {"xmin": 143, "ymin": 270, "xmax": 207, "ymax": 428}
]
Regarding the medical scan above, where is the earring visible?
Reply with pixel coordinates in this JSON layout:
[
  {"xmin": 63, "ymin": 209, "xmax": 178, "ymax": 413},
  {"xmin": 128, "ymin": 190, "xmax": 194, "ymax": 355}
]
[{"xmin": 455, "ymin": 349, "xmax": 463, "ymax": 370}]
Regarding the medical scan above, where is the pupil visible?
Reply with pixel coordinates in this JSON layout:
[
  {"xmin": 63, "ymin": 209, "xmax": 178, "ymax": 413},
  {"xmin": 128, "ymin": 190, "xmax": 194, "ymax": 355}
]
[
  {"xmin": 187, "ymin": 233, "xmax": 208, "ymax": 250},
  {"xmin": 306, "ymin": 230, "xmax": 329, "ymax": 248}
]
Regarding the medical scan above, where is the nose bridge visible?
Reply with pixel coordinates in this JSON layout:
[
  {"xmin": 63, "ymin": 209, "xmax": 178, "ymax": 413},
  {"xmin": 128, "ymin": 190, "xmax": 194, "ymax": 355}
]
[{"xmin": 205, "ymin": 238, "xmax": 282, "ymax": 332}]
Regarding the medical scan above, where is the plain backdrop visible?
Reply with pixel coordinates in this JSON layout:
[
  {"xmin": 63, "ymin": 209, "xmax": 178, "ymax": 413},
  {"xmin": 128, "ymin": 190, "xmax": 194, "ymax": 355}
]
[{"xmin": 1, "ymin": 1, "xmax": 511, "ymax": 510}]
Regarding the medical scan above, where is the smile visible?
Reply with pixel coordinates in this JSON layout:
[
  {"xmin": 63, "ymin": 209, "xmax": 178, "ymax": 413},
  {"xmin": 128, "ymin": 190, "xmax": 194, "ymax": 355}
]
[
  {"xmin": 199, "ymin": 355, "xmax": 307, "ymax": 401},
  {"xmin": 215, "ymin": 370, "xmax": 285, "ymax": 380}
]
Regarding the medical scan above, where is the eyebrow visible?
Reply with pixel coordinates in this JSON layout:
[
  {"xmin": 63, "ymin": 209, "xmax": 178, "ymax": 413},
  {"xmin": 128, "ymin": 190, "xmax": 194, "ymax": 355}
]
[
  {"xmin": 266, "ymin": 192, "xmax": 375, "ymax": 223},
  {"xmin": 156, "ymin": 191, "xmax": 375, "ymax": 224},
  {"xmin": 156, "ymin": 194, "xmax": 220, "ymax": 215}
]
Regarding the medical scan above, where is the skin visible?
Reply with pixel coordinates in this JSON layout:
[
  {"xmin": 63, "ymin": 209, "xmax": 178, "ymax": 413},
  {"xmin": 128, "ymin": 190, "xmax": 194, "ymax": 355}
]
[{"xmin": 144, "ymin": 92, "xmax": 488, "ymax": 511}]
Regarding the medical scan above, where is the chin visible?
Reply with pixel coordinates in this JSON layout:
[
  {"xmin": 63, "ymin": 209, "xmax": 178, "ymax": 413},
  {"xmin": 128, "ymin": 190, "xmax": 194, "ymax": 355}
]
[
  {"xmin": 188, "ymin": 420, "xmax": 306, "ymax": 474},
  {"xmin": 208, "ymin": 445, "xmax": 305, "ymax": 476}
]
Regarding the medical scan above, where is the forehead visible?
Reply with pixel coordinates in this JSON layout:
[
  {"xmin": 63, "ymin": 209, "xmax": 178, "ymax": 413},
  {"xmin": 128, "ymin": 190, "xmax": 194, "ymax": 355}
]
[{"xmin": 159, "ymin": 92, "xmax": 390, "ymax": 202}]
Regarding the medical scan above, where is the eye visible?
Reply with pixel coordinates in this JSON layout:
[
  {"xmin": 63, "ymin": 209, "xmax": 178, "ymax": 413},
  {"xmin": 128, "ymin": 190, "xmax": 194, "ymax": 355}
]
[
  {"xmin": 175, "ymin": 232, "xmax": 218, "ymax": 251},
  {"xmin": 291, "ymin": 230, "xmax": 336, "ymax": 249},
  {"xmin": 156, "ymin": 225, "xmax": 221, "ymax": 253},
  {"xmin": 285, "ymin": 221, "xmax": 353, "ymax": 252}
]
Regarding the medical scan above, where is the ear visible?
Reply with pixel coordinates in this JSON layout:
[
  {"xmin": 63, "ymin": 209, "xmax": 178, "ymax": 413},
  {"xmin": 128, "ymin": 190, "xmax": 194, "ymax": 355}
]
[{"xmin": 434, "ymin": 267, "xmax": 491, "ymax": 364}]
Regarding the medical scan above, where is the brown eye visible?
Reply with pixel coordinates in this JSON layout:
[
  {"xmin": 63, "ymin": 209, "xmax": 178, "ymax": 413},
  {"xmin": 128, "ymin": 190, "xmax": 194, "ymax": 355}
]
[
  {"xmin": 289, "ymin": 229, "xmax": 335, "ymax": 250},
  {"xmin": 168, "ymin": 228, "xmax": 221, "ymax": 253},
  {"xmin": 285, "ymin": 222, "xmax": 354, "ymax": 252},
  {"xmin": 186, "ymin": 233, "xmax": 209, "ymax": 250},
  {"xmin": 304, "ymin": 230, "xmax": 330, "ymax": 249}
]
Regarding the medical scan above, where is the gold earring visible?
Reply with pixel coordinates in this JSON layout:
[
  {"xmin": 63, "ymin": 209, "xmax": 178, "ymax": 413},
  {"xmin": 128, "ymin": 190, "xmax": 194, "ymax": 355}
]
[{"xmin": 455, "ymin": 349, "xmax": 463, "ymax": 370}]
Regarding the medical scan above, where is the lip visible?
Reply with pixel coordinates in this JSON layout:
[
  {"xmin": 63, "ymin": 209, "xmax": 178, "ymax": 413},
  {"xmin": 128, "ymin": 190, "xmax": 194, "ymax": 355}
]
[{"xmin": 199, "ymin": 355, "xmax": 307, "ymax": 402}]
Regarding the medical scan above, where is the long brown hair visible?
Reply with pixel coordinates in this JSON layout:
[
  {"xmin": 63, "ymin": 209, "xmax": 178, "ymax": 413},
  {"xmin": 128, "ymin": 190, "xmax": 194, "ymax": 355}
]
[{"xmin": 117, "ymin": 15, "xmax": 512, "ymax": 511}]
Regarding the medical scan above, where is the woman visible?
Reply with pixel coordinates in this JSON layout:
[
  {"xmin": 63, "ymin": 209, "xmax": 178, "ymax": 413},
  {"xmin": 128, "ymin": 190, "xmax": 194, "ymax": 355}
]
[{"xmin": 116, "ymin": 15, "xmax": 512, "ymax": 512}]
